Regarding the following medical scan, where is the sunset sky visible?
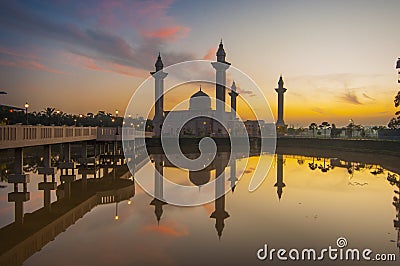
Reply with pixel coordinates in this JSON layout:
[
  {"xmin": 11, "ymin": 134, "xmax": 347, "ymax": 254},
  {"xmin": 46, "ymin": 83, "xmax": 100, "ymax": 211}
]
[{"xmin": 0, "ymin": 0, "xmax": 399, "ymax": 127}]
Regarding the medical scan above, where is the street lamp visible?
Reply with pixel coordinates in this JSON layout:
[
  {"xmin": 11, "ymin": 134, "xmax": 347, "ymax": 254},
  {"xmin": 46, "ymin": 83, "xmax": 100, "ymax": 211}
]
[
  {"xmin": 56, "ymin": 110, "xmax": 61, "ymax": 126},
  {"xmin": 24, "ymin": 102, "xmax": 29, "ymax": 125},
  {"xmin": 114, "ymin": 201, "xmax": 119, "ymax": 220},
  {"xmin": 115, "ymin": 110, "xmax": 119, "ymax": 135}
]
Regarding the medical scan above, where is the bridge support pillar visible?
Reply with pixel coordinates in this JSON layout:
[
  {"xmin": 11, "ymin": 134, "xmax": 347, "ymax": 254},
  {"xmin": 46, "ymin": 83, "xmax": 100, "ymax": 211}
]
[
  {"xmin": 38, "ymin": 145, "xmax": 57, "ymax": 211},
  {"xmin": 8, "ymin": 148, "xmax": 30, "ymax": 225},
  {"xmin": 82, "ymin": 141, "xmax": 88, "ymax": 159},
  {"xmin": 63, "ymin": 143, "xmax": 71, "ymax": 162},
  {"xmin": 59, "ymin": 162, "xmax": 76, "ymax": 200}
]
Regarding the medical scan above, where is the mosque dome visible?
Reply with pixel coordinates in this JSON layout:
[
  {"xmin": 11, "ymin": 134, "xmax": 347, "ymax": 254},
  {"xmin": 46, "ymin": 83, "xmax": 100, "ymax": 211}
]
[{"xmin": 189, "ymin": 87, "xmax": 211, "ymax": 110}]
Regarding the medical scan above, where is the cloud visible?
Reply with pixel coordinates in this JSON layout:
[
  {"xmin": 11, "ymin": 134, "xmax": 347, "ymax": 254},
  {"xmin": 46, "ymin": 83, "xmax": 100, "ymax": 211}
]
[
  {"xmin": 142, "ymin": 26, "xmax": 190, "ymax": 42},
  {"xmin": 362, "ymin": 92, "xmax": 375, "ymax": 101},
  {"xmin": 311, "ymin": 107, "xmax": 324, "ymax": 115},
  {"xmin": 0, "ymin": 46, "xmax": 64, "ymax": 74},
  {"xmin": 338, "ymin": 91, "xmax": 362, "ymax": 105},
  {"xmin": 0, "ymin": 1, "xmax": 195, "ymax": 76},
  {"xmin": 143, "ymin": 222, "xmax": 189, "ymax": 237},
  {"xmin": 235, "ymin": 84, "xmax": 256, "ymax": 97},
  {"xmin": 65, "ymin": 52, "xmax": 147, "ymax": 77},
  {"xmin": 203, "ymin": 47, "xmax": 216, "ymax": 60},
  {"xmin": 0, "ymin": 59, "xmax": 65, "ymax": 74},
  {"xmin": 0, "ymin": 46, "xmax": 37, "ymax": 60}
]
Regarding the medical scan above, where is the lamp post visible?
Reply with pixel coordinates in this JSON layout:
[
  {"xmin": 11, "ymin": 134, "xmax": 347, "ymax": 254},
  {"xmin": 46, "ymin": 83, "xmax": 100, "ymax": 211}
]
[
  {"xmin": 79, "ymin": 114, "xmax": 83, "ymax": 126},
  {"xmin": 115, "ymin": 110, "xmax": 119, "ymax": 135},
  {"xmin": 56, "ymin": 110, "xmax": 60, "ymax": 126},
  {"xmin": 24, "ymin": 102, "xmax": 29, "ymax": 125},
  {"xmin": 397, "ymin": 58, "xmax": 400, "ymax": 83},
  {"xmin": 114, "ymin": 201, "xmax": 119, "ymax": 220}
]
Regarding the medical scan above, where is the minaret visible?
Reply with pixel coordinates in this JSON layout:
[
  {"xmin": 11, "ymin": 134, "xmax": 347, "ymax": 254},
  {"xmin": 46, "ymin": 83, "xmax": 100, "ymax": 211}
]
[
  {"xmin": 274, "ymin": 154, "xmax": 286, "ymax": 200},
  {"xmin": 210, "ymin": 153, "xmax": 230, "ymax": 239},
  {"xmin": 211, "ymin": 40, "xmax": 231, "ymax": 135},
  {"xmin": 151, "ymin": 53, "xmax": 168, "ymax": 137},
  {"xmin": 229, "ymin": 80, "xmax": 239, "ymax": 119},
  {"xmin": 150, "ymin": 154, "xmax": 167, "ymax": 223},
  {"xmin": 228, "ymin": 152, "xmax": 238, "ymax": 192},
  {"xmin": 275, "ymin": 75, "xmax": 287, "ymax": 127}
]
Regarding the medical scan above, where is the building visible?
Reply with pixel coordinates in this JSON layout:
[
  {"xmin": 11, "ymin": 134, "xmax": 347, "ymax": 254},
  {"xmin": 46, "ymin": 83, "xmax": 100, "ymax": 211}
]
[{"xmin": 151, "ymin": 41, "xmax": 241, "ymax": 137}]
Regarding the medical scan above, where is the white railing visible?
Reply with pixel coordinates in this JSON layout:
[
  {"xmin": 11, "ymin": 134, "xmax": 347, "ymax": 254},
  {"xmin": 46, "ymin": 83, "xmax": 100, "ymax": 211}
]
[
  {"xmin": 0, "ymin": 125, "xmax": 97, "ymax": 149},
  {"xmin": 0, "ymin": 125, "xmax": 153, "ymax": 149},
  {"xmin": 96, "ymin": 127, "xmax": 153, "ymax": 141}
]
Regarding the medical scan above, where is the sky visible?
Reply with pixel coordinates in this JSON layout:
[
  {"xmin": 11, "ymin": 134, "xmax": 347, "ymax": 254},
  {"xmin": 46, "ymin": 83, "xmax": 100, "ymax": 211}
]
[{"xmin": 0, "ymin": 0, "xmax": 399, "ymax": 127}]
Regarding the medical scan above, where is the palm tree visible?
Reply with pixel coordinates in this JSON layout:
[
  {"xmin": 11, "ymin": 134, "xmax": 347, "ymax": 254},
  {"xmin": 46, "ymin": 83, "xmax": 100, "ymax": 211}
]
[
  {"xmin": 319, "ymin": 121, "xmax": 330, "ymax": 138},
  {"xmin": 395, "ymin": 91, "xmax": 400, "ymax": 108},
  {"xmin": 388, "ymin": 91, "xmax": 400, "ymax": 129},
  {"xmin": 309, "ymin": 122, "xmax": 317, "ymax": 137},
  {"xmin": 42, "ymin": 107, "xmax": 55, "ymax": 118}
]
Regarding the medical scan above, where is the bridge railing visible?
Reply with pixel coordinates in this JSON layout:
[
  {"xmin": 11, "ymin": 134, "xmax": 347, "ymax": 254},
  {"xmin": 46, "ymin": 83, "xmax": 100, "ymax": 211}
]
[
  {"xmin": 0, "ymin": 125, "xmax": 97, "ymax": 149},
  {"xmin": 0, "ymin": 125, "xmax": 153, "ymax": 149},
  {"xmin": 96, "ymin": 127, "xmax": 153, "ymax": 141}
]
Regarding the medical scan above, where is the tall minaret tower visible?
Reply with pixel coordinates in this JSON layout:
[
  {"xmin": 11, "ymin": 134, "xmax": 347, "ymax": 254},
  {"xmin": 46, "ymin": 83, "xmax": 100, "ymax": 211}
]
[
  {"xmin": 275, "ymin": 75, "xmax": 287, "ymax": 127},
  {"xmin": 229, "ymin": 80, "xmax": 239, "ymax": 120},
  {"xmin": 211, "ymin": 40, "xmax": 230, "ymax": 134},
  {"xmin": 151, "ymin": 53, "xmax": 168, "ymax": 137}
]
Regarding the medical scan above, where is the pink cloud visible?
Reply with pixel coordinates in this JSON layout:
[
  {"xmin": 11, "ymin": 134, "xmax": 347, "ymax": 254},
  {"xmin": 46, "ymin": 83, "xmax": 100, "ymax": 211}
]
[
  {"xmin": 143, "ymin": 222, "xmax": 189, "ymax": 237},
  {"xmin": 0, "ymin": 46, "xmax": 64, "ymax": 74},
  {"xmin": 84, "ymin": 0, "xmax": 189, "ymax": 43},
  {"xmin": 142, "ymin": 26, "xmax": 190, "ymax": 42},
  {"xmin": 65, "ymin": 53, "xmax": 147, "ymax": 78},
  {"xmin": 203, "ymin": 47, "xmax": 216, "ymax": 60},
  {"xmin": 0, "ymin": 46, "xmax": 38, "ymax": 60},
  {"xmin": 0, "ymin": 59, "xmax": 65, "ymax": 74}
]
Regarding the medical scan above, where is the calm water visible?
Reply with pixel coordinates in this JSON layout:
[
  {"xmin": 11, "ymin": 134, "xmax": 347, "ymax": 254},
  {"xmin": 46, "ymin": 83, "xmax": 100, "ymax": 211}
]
[{"xmin": 0, "ymin": 149, "xmax": 399, "ymax": 266}]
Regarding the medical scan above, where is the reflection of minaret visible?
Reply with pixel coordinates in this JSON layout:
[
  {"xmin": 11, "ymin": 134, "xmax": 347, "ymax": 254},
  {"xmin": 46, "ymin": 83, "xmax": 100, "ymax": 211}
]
[
  {"xmin": 211, "ymin": 40, "xmax": 230, "ymax": 134},
  {"xmin": 210, "ymin": 156, "xmax": 230, "ymax": 239},
  {"xmin": 151, "ymin": 53, "xmax": 168, "ymax": 137},
  {"xmin": 274, "ymin": 154, "xmax": 286, "ymax": 200},
  {"xmin": 150, "ymin": 154, "xmax": 167, "ymax": 223},
  {"xmin": 228, "ymin": 153, "xmax": 238, "ymax": 192},
  {"xmin": 275, "ymin": 75, "xmax": 287, "ymax": 127}
]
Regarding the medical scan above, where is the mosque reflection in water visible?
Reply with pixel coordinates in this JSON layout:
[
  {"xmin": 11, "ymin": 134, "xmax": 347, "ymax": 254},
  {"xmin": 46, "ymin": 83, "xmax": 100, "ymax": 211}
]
[
  {"xmin": 0, "ymin": 143, "xmax": 399, "ymax": 265},
  {"xmin": 149, "ymin": 151, "xmax": 234, "ymax": 238}
]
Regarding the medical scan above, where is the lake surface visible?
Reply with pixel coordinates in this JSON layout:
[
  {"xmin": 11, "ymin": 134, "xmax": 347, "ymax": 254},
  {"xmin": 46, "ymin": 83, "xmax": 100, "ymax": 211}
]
[{"xmin": 0, "ymin": 148, "xmax": 399, "ymax": 266}]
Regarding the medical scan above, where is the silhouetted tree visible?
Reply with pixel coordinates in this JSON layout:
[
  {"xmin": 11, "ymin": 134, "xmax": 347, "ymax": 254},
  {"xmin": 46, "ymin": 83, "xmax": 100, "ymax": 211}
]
[
  {"xmin": 309, "ymin": 122, "xmax": 317, "ymax": 137},
  {"xmin": 319, "ymin": 121, "xmax": 330, "ymax": 138},
  {"xmin": 388, "ymin": 91, "xmax": 400, "ymax": 129}
]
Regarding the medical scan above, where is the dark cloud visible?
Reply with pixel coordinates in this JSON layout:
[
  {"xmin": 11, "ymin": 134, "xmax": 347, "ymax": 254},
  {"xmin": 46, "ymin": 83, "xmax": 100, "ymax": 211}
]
[
  {"xmin": 338, "ymin": 91, "xmax": 362, "ymax": 105},
  {"xmin": 0, "ymin": 1, "xmax": 195, "ymax": 75},
  {"xmin": 234, "ymin": 83, "xmax": 255, "ymax": 97},
  {"xmin": 362, "ymin": 92, "xmax": 375, "ymax": 101}
]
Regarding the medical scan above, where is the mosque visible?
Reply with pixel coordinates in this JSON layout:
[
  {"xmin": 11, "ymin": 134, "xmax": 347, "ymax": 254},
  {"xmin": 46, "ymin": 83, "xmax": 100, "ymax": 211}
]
[{"xmin": 151, "ymin": 41, "xmax": 240, "ymax": 137}]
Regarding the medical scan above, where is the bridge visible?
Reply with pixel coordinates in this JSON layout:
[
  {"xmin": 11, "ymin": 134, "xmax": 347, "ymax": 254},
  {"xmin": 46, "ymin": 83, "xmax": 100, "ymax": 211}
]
[
  {"xmin": 0, "ymin": 136, "xmax": 151, "ymax": 266},
  {"xmin": 0, "ymin": 125, "xmax": 153, "ymax": 150}
]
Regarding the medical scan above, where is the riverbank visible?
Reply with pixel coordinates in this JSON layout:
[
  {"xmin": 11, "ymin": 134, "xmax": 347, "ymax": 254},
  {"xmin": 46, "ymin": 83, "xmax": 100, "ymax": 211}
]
[{"xmin": 276, "ymin": 137, "xmax": 400, "ymax": 157}]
